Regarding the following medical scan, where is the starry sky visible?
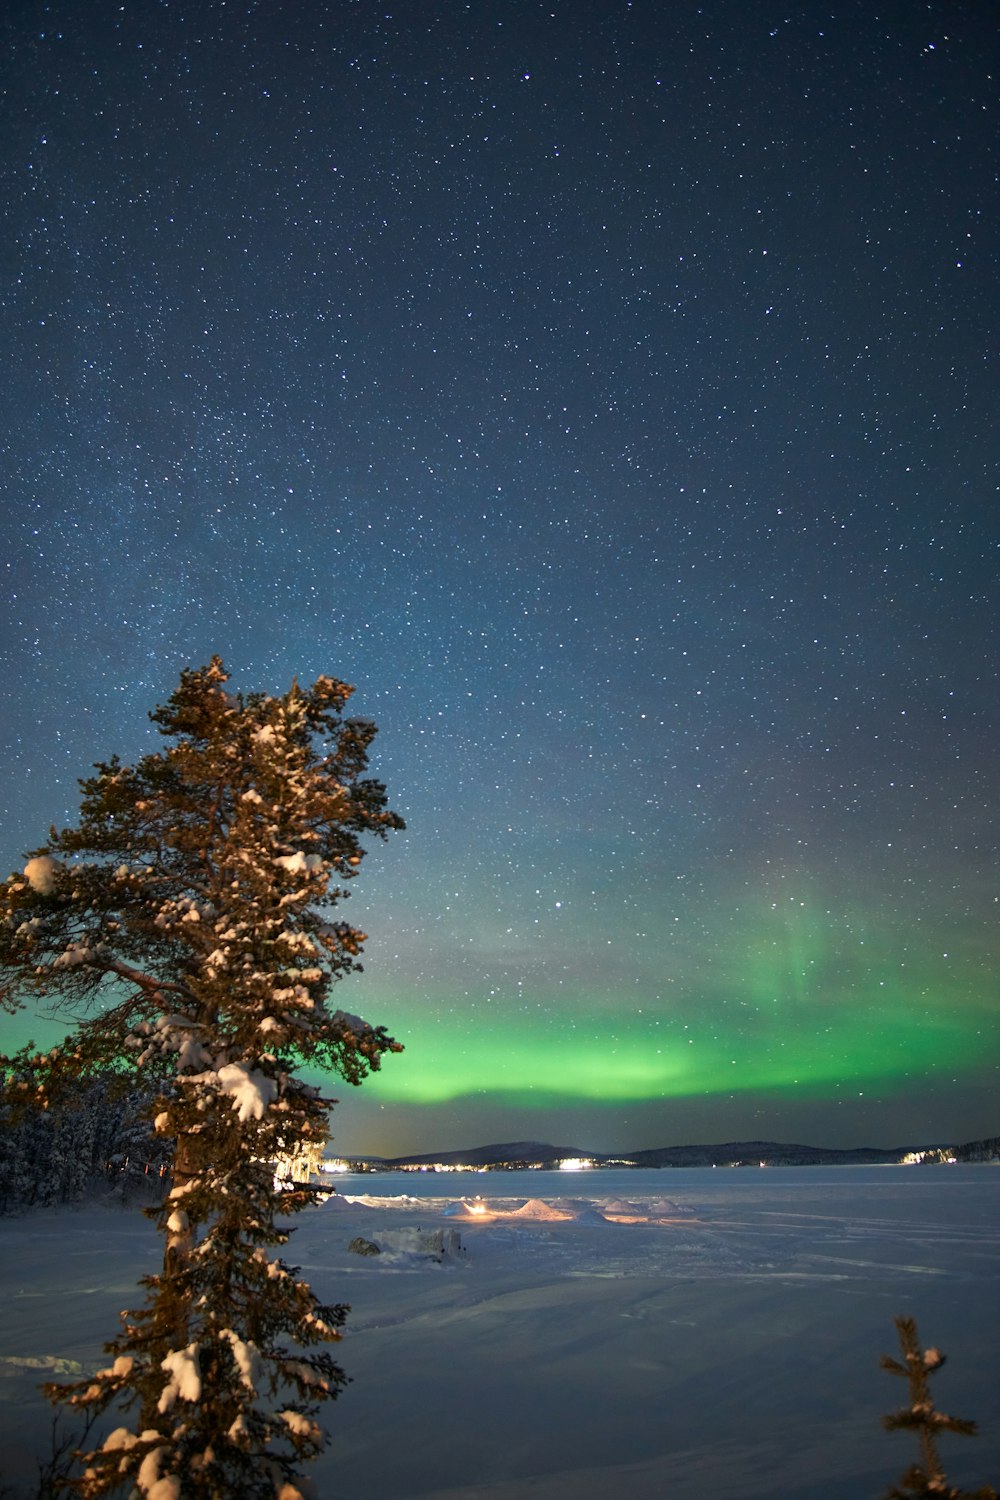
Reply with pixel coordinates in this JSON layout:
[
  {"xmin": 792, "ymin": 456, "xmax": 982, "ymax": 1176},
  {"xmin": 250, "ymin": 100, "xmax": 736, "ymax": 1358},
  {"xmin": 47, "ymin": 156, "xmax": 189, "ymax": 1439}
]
[{"xmin": 1, "ymin": 1, "xmax": 997, "ymax": 1157}]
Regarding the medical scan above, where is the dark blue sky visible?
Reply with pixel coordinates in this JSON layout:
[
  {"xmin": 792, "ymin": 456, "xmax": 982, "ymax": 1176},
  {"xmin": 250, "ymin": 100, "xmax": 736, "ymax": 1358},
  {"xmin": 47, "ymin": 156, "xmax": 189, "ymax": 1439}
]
[{"xmin": 2, "ymin": 1, "xmax": 997, "ymax": 1155}]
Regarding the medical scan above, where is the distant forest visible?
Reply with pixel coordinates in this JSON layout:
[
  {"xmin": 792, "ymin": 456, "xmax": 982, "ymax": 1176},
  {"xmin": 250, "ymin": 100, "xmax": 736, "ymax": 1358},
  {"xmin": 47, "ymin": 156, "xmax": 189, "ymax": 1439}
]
[{"xmin": 0, "ymin": 1076, "xmax": 170, "ymax": 1214}]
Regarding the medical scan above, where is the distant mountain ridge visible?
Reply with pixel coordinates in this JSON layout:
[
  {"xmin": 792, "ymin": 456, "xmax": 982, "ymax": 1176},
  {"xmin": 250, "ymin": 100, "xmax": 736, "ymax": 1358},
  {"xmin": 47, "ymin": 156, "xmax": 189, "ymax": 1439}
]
[
  {"xmin": 380, "ymin": 1140, "xmax": 588, "ymax": 1169},
  {"xmin": 628, "ymin": 1140, "xmax": 909, "ymax": 1167},
  {"xmin": 355, "ymin": 1134, "xmax": 999, "ymax": 1170}
]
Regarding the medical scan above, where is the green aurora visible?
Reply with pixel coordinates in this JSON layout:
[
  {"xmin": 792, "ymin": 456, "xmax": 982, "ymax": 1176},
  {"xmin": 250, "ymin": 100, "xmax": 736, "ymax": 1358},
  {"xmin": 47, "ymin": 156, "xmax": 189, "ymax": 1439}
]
[
  {"xmin": 2, "ymin": 887, "xmax": 995, "ymax": 1146},
  {"xmin": 353, "ymin": 896, "xmax": 996, "ymax": 1114},
  {"xmin": 359, "ymin": 987, "xmax": 990, "ymax": 1108}
]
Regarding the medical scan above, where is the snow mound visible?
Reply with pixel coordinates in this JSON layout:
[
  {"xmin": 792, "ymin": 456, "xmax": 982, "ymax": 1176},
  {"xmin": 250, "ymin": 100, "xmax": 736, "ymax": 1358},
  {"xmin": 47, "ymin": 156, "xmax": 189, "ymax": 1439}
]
[
  {"xmin": 647, "ymin": 1198, "xmax": 696, "ymax": 1217},
  {"xmin": 346, "ymin": 1194, "xmax": 424, "ymax": 1208},
  {"xmin": 508, "ymin": 1199, "xmax": 574, "ymax": 1220}
]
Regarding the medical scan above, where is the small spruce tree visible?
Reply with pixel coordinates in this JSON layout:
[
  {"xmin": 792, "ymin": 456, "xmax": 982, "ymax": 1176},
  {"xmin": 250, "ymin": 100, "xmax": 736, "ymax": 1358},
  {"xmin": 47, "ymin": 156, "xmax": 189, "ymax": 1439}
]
[
  {"xmin": 0, "ymin": 659, "xmax": 404, "ymax": 1498},
  {"xmin": 881, "ymin": 1316, "xmax": 998, "ymax": 1500}
]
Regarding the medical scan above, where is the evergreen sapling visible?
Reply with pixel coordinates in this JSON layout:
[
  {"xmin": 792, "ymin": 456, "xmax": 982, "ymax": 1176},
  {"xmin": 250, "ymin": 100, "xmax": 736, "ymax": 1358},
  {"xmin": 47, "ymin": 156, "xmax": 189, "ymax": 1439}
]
[{"xmin": 881, "ymin": 1316, "xmax": 997, "ymax": 1499}]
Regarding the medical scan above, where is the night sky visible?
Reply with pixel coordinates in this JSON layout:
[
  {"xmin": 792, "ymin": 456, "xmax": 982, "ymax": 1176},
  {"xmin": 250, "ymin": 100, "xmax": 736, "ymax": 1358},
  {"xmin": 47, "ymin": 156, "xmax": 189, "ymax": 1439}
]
[{"xmin": 2, "ymin": 2, "xmax": 997, "ymax": 1157}]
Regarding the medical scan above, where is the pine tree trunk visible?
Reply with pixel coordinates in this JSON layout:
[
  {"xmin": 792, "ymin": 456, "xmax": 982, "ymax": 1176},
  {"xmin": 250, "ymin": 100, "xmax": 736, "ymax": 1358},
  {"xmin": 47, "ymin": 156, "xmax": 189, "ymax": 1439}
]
[{"xmin": 162, "ymin": 1132, "xmax": 198, "ymax": 1335}]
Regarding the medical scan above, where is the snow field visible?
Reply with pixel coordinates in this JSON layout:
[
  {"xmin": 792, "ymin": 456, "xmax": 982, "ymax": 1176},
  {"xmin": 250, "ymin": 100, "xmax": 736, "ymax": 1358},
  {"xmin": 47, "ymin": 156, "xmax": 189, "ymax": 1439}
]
[{"xmin": 1, "ymin": 1166, "xmax": 998, "ymax": 1498}]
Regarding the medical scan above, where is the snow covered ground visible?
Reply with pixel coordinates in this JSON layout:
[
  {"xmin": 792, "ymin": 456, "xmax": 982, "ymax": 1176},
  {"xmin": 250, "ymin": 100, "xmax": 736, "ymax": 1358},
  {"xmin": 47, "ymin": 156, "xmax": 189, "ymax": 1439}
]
[{"xmin": 1, "ymin": 1165, "xmax": 998, "ymax": 1499}]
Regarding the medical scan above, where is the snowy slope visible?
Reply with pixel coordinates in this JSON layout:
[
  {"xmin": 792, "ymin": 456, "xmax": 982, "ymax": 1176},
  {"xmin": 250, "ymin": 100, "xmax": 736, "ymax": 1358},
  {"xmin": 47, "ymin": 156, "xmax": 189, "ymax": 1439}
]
[{"xmin": 1, "ymin": 1166, "xmax": 998, "ymax": 1499}]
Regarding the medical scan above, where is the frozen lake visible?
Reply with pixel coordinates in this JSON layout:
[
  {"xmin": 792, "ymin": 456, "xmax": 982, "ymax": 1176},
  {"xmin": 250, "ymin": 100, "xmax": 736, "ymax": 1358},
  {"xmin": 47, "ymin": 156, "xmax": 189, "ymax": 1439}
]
[{"xmin": 2, "ymin": 1166, "xmax": 998, "ymax": 1497}]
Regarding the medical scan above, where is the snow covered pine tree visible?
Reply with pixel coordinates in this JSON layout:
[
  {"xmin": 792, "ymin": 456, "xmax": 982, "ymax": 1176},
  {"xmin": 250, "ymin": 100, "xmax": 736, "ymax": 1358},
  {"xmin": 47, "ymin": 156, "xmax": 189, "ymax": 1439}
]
[{"xmin": 0, "ymin": 659, "xmax": 404, "ymax": 1499}]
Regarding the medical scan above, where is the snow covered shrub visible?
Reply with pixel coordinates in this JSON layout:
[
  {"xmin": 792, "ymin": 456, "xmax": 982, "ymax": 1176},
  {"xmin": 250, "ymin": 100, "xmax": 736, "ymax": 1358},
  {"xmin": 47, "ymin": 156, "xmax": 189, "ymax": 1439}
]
[
  {"xmin": 881, "ymin": 1316, "xmax": 998, "ymax": 1499},
  {"xmin": 0, "ymin": 659, "xmax": 404, "ymax": 1497}
]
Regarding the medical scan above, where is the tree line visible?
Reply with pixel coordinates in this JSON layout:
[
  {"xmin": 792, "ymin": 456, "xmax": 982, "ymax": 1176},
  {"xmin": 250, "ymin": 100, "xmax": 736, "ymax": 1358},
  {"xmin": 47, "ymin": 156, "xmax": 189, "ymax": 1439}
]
[{"xmin": 0, "ymin": 1075, "xmax": 169, "ymax": 1216}]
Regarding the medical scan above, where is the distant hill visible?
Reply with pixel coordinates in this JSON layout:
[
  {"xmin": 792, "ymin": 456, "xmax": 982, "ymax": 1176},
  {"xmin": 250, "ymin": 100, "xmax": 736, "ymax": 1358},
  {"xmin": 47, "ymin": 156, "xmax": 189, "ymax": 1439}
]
[
  {"xmin": 628, "ymin": 1140, "xmax": 909, "ymax": 1167},
  {"xmin": 346, "ymin": 1134, "xmax": 999, "ymax": 1171},
  {"xmin": 376, "ymin": 1139, "xmax": 909, "ymax": 1169},
  {"xmin": 380, "ymin": 1140, "xmax": 590, "ymax": 1169}
]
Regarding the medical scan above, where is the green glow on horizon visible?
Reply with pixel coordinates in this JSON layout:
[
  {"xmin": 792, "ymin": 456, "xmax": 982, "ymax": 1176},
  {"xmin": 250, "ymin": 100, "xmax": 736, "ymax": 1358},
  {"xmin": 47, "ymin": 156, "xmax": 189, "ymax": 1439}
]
[
  {"xmin": 359, "ymin": 988, "xmax": 990, "ymax": 1106},
  {"xmin": 348, "ymin": 892, "xmax": 998, "ymax": 1107},
  {"xmin": 2, "ymin": 894, "xmax": 994, "ymax": 1114}
]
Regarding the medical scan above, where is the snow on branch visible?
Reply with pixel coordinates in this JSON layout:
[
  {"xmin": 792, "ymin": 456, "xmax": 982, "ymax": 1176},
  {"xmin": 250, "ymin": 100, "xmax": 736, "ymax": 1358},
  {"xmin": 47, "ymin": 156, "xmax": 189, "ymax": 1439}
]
[{"xmin": 216, "ymin": 1063, "xmax": 279, "ymax": 1122}]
